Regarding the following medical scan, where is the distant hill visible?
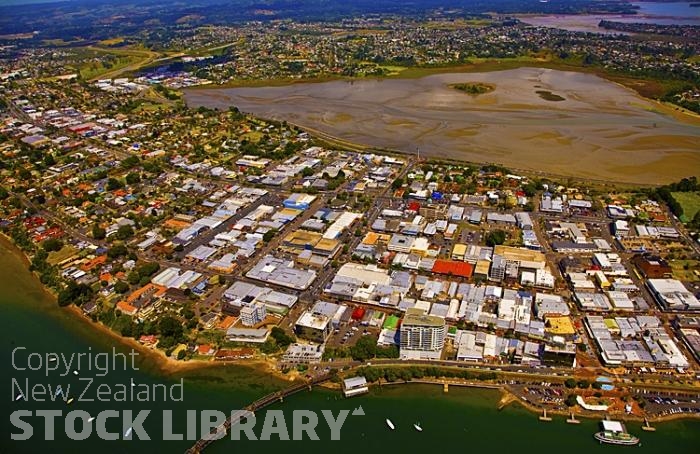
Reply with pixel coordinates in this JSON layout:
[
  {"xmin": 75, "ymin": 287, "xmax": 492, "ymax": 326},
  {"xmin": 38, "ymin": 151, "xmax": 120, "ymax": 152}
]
[{"xmin": 0, "ymin": 0, "xmax": 638, "ymax": 39}]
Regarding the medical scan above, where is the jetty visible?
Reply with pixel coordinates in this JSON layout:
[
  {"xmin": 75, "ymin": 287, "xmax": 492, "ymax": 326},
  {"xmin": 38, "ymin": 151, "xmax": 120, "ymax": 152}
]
[
  {"xmin": 538, "ymin": 409, "xmax": 552, "ymax": 422},
  {"xmin": 642, "ymin": 417, "xmax": 656, "ymax": 432},
  {"xmin": 566, "ymin": 412, "xmax": 580, "ymax": 424},
  {"xmin": 185, "ymin": 374, "xmax": 331, "ymax": 454}
]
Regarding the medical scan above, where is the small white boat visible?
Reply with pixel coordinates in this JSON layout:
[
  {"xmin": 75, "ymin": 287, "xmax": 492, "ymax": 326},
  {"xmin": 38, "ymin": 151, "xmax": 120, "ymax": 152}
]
[
  {"xmin": 15, "ymin": 393, "xmax": 24, "ymax": 401},
  {"xmin": 414, "ymin": 423, "xmax": 423, "ymax": 432},
  {"xmin": 124, "ymin": 427, "xmax": 133, "ymax": 438},
  {"xmin": 66, "ymin": 397, "xmax": 74, "ymax": 405},
  {"xmin": 386, "ymin": 419, "xmax": 395, "ymax": 430},
  {"xmin": 55, "ymin": 386, "xmax": 63, "ymax": 398},
  {"xmin": 73, "ymin": 370, "xmax": 79, "ymax": 376},
  {"xmin": 49, "ymin": 355, "xmax": 57, "ymax": 362},
  {"xmin": 87, "ymin": 417, "xmax": 95, "ymax": 423}
]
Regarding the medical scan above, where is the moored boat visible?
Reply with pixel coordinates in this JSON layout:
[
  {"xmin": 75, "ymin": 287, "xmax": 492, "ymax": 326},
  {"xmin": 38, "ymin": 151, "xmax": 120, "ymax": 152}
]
[
  {"xmin": 594, "ymin": 431, "xmax": 640, "ymax": 446},
  {"xmin": 594, "ymin": 420, "xmax": 639, "ymax": 446}
]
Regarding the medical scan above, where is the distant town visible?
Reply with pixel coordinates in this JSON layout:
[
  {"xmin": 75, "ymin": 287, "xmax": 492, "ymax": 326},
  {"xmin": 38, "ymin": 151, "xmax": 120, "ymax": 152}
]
[{"xmin": 1, "ymin": 0, "xmax": 700, "ymax": 427}]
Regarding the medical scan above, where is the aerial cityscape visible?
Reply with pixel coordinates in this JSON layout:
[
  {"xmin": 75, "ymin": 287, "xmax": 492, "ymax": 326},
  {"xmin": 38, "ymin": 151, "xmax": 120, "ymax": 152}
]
[{"xmin": 1, "ymin": 0, "xmax": 699, "ymax": 452}]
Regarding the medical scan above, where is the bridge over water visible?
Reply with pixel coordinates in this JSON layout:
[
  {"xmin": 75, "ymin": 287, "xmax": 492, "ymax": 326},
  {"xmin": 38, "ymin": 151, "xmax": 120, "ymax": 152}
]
[{"xmin": 185, "ymin": 374, "xmax": 332, "ymax": 453}]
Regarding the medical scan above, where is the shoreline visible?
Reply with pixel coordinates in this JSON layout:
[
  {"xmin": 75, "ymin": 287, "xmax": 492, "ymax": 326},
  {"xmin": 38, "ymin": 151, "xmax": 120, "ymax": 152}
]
[
  {"xmin": 185, "ymin": 59, "xmax": 700, "ymax": 124},
  {"xmin": 184, "ymin": 66, "xmax": 700, "ymax": 186},
  {"xmin": 367, "ymin": 379, "xmax": 700, "ymax": 425},
  {"xmin": 3, "ymin": 232, "xmax": 700, "ymax": 425},
  {"xmin": 0, "ymin": 232, "xmax": 290, "ymax": 381}
]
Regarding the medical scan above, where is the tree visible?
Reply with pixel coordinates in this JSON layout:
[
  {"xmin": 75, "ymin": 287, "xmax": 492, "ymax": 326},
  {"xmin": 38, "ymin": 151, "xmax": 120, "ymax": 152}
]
[
  {"xmin": 107, "ymin": 244, "xmax": 128, "ymax": 258},
  {"xmin": 391, "ymin": 177, "xmax": 404, "ymax": 190},
  {"xmin": 350, "ymin": 335, "xmax": 377, "ymax": 361},
  {"xmin": 42, "ymin": 238, "xmax": 63, "ymax": 252},
  {"xmin": 486, "ymin": 230, "xmax": 507, "ymax": 247},
  {"xmin": 270, "ymin": 327, "xmax": 294, "ymax": 348},
  {"xmin": 114, "ymin": 280, "xmax": 130, "ymax": 294},
  {"xmin": 177, "ymin": 350, "xmax": 187, "ymax": 360},
  {"xmin": 261, "ymin": 338, "xmax": 279, "ymax": 354},
  {"xmin": 125, "ymin": 172, "xmax": 141, "ymax": 185},
  {"xmin": 92, "ymin": 224, "xmax": 106, "ymax": 240},
  {"xmin": 158, "ymin": 316, "xmax": 184, "ymax": 340},
  {"xmin": 116, "ymin": 225, "xmax": 134, "ymax": 240},
  {"xmin": 301, "ymin": 167, "xmax": 314, "ymax": 177},
  {"xmin": 565, "ymin": 394, "xmax": 578, "ymax": 407},
  {"xmin": 127, "ymin": 271, "xmax": 141, "ymax": 285},
  {"xmin": 120, "ymin": 155, "xmax": 140, "ymax": 169},
  {"xmin": 262, "ymin": 229, "xmax": 278, "ymax": 243},
  {"xmin": 564, "ymin": 378, "xmax": 577, "ymax": 389},
  {"xmin": 106, "ymin": 178, "xmax": 123, "ymax": 191}
]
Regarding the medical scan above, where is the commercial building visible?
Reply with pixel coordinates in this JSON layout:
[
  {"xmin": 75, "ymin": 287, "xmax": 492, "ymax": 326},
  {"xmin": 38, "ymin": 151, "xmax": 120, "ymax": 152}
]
[
  {"xmin": 282, "ymin": 343, "xmax": 324, "ymax": 364},
  {"xmin": 294, "ymin": 302, "xmax": 342, "ymax": 343},
  {"xmin": 246, "ymin": 255, "xmax": 317, "ymax": 290},
  {"xmin": 400, "ymin": 308, "xmax": 446, "ymax": 360},
  {"xmin": 632, "ymin": 256, "xmax": 673, "ymax": 279},
  {"xmin": 647, "ymin": 279, "xmax": 700, "ymax": 311},
  {"xmin": 343, "ymin": 376, "xmax": 369, "ymax": 397},
  {"xmin": 283, "ymin": 193, "xmax": 317, "ymax": 210},
  {"xmin": 222, "ymin": 281, "xmax": 298, "ymax": 314}
]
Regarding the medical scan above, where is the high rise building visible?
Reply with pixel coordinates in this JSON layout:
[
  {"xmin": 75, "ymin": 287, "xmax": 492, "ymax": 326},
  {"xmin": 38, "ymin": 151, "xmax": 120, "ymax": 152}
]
[
  {"xmin": 400, "ymin": 308, "xmax": 445, "ymax": 360},
  {"xmin": 240, "ymin": 302, "xmax": 266, "ymax": 327}
]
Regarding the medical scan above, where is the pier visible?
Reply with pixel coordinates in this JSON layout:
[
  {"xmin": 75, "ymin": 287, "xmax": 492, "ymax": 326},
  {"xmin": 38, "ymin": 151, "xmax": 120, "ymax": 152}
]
[
  {"xmin": 566, "ymin": 412, "xmax": 580, "ymax": 424},
  {"xmin": 185, "ymin": 374, "xmax": 331, "ymax": 454},
  {"xmin": 642, "ymin": 417, "xmax": 657, "ymax": 432},
  {"xmin": 538, "ymin": 409, "xmax": 552, "ymax": 422}
]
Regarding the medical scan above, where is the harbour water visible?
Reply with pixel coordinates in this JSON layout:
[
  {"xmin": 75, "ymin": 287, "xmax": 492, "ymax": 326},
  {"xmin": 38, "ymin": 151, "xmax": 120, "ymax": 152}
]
[
  {"xmin": 522, "ymin": 2, "xmax": 700, "ymax": 32},
  {"xmin": 2, "ymin": 238, "xmax": 700, "ymax": 453}
]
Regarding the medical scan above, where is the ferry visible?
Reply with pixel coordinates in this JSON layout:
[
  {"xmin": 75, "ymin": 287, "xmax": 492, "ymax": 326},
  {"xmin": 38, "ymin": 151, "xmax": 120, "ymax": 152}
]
[
  {"xmin": 385, "ymin": 419, "xmax": 395, "ymax": 430},
  {"xmin": 594, "ymin": 420, "xmax": 640, "ymax": 446},
  {"xmin": 414, "ymin": 423, "xmax": 423, "ymax": 432}
]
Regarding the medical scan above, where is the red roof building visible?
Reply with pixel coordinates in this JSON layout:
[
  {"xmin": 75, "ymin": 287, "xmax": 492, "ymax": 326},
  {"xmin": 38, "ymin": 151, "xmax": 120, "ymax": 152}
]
[{"xmin": 431, "ymin": 260, "xmax": 474, "ymax": 278}]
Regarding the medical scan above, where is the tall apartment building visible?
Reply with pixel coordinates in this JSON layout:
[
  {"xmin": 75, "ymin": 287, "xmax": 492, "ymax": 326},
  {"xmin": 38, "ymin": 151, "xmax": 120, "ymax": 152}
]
[
  {"xmin": 240, "ymin": 302, "xmax": 266, "ymax": 327},
  {"xmin": 400, "ymin": 308, "xmax": 446, "ymax": 360}
]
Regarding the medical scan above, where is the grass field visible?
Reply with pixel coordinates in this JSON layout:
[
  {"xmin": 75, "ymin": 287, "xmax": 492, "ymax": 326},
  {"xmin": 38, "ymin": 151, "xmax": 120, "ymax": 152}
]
[
  {"xmin": 671, "ymin": 192, "xmax": 700, "ymax": 223},
  {"xmin": 669, "ymin": 259, "xmax": 700, "ymax": 281},
  {"xmin": 47, "ymin": 245, "xmax": 79, "ymax": 266}
]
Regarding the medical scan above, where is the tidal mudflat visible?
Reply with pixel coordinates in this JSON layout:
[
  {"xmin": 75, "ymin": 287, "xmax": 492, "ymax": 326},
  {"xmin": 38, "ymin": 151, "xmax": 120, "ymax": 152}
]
[{"xmin": 185, "ymin": 68, "xmax": 700, "ymax": 184}]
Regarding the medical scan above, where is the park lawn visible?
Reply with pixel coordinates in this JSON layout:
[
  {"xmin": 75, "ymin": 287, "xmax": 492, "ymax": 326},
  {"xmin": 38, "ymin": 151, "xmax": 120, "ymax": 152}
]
[
  {"xmin": 240, "ymin": 131, "xmax": 264, "ymax": 142},
  {"xmin": 47, "ymin": 245, "xmax": 80, "ymax": 266},
  {"xmin": 669, "ymin": 259, "xmax": 699, "ymax": 281},
  {"xmin": 671, "ymin": 192, "xmax": 700, "ymax": 223}
]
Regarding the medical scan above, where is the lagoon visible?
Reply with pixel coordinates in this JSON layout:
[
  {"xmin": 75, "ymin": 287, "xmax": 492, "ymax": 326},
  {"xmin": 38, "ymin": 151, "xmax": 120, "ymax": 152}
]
[{"xmin": 185, "ymin": 68, "xmax": 700, "ymax": 184}]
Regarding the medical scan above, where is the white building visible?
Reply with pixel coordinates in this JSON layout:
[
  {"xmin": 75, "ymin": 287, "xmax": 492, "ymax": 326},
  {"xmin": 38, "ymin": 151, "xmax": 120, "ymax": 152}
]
[
  {"xmin": 400, "ymin": 308, "xmax": 446, "ymax": 360},
  {"xmin": 240, "ymin": 302, "xmax": 266, "ymax": 326}
]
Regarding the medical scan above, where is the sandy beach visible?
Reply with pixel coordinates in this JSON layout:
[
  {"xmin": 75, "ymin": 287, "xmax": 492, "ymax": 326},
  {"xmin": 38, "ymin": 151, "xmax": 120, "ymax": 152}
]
[{"xmin": 185, "ymin": 68, "xmax": 700, "ymax": 185}]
